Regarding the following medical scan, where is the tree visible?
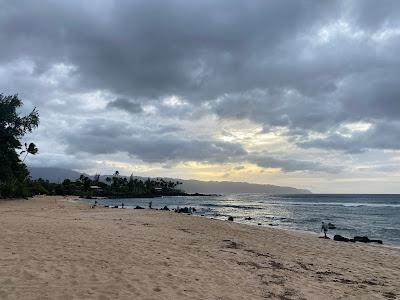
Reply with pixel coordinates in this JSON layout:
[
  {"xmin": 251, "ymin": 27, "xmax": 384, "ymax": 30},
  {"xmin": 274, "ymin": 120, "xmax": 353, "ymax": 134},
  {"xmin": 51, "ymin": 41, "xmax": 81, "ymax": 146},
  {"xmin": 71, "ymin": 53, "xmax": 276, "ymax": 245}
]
[
  {"xmin": 20, "ymin": 142, "xmax": 38, "ymax": 162},
  {"xmin": 0, "ymin": 94, "xmax": 39, "ymax": 197}
]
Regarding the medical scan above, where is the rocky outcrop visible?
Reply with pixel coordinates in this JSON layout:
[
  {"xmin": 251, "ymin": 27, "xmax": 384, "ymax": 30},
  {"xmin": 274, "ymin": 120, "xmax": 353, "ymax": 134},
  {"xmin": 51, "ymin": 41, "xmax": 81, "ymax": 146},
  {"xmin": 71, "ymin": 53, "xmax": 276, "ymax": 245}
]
[
  {"xmin": 334, "ymin": 235, "xmax": 383, "ymax": 244},
  {"xmin": 334, "ymin": 235, "xmax": 353, "ymax": 242},
  {"xmin": 354, "ymin": 236, "xmax": 383, "ymax": 244}
]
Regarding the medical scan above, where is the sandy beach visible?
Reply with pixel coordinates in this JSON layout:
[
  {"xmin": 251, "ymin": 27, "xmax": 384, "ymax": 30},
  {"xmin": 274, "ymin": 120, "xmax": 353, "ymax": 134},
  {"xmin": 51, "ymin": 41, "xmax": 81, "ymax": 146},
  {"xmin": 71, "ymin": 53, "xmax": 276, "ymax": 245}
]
[{"xmin": 0, "ymin": 196, "xmax": 399, "ymax": 299}]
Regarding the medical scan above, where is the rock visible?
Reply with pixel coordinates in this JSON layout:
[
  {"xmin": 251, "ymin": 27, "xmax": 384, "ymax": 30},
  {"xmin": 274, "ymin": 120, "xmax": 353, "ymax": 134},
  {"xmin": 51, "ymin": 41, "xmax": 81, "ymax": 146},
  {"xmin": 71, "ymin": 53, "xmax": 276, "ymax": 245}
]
[
  {"xmin": 354, "ymin": 236, "xmax": 383, "ymax": 244},
  {"xmin": 112, "ymin": 205, "xmax": 118, "ymax": 208},
  {"xmin": 227, "ymin": 216, "xmax": 234, "ymax": 221},
  {"xmin": 354, "ymin": 236, "xmax": 369, "ymax": 243},
  {"xmin": 134, "ymin": 205, "xmax": 144, "ymax": 209},
  {"xmin": 258, "ymin": 223, "xmax": 262, "ymax": 225},
  {"xmin": 333, "ymin": 235, "xmax": 352, "ymax": 242},
  {"xmin": 176, "ymin": 207, "xmax": 193, "ymax": 214},
  {"xmin": 161, "ymin": 206, "xmax": 170, "ymax": 211},
  {"xmin": 370, "ymin": 239, "xmax": 383, "ymax": 244},
  {"xmin": 328, "ymin": 223, "xmax": 336, "ymax": 229},
  {"xmin": 244, "ymin": 217, "xmax": 253, "ymax": 220}
]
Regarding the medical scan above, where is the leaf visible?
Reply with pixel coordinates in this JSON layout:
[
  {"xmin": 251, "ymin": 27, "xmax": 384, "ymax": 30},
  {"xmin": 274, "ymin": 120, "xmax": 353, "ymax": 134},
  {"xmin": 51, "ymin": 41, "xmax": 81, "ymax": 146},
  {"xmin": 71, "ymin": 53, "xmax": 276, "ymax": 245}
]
[{"xmin": 27, "ymin": 142, "xmax": 38, "ymax": 155}]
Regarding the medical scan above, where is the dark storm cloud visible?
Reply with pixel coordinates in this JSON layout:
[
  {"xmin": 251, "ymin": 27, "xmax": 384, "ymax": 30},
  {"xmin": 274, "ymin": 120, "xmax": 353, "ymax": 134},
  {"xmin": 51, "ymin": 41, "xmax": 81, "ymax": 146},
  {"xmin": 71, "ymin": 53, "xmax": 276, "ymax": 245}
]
[
  {"xmin": 0, "ymin": 0, "xmax": 339, "ymax": 100},
  {"xmin": 107, "ymin": 98, "xmax": 143, "ymax": 114},
  {"xmin": 2, "ymin": 0, "xmax": 400, "ymax": 170}
]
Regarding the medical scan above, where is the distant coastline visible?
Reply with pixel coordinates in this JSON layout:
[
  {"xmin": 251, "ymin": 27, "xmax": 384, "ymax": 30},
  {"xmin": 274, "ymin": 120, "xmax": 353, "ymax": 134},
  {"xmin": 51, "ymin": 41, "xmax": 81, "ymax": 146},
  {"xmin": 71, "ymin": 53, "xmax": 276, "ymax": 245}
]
[{"xmin": 28, "ymin": 167, "xmax": 312, "ymax": 195}]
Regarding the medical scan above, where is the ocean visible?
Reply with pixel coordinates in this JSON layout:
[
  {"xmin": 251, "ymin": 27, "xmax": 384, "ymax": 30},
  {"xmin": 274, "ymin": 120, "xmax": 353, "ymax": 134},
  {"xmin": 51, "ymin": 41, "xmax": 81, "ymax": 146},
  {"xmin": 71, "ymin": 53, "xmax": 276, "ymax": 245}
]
[{"xmin": 88, "ymin": 194, "xmax": 400, "ymax": 246}]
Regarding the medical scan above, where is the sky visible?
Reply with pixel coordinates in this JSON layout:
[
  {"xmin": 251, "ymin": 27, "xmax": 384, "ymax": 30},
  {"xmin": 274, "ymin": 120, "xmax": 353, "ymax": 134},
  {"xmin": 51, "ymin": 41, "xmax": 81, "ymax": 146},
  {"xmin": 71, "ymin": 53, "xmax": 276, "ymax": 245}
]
[{"xmin": 1, "ymin": 0, "xmax": 400, "ymax": 193}]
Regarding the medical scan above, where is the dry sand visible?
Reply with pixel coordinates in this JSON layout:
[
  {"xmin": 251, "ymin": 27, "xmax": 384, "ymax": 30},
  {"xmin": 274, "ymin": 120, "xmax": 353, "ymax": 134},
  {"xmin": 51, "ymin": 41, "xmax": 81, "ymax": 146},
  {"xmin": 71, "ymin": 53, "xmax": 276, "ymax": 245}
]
[{"xmin": 0, "ymin": 195, "xmax": 399, "ymax": 300}]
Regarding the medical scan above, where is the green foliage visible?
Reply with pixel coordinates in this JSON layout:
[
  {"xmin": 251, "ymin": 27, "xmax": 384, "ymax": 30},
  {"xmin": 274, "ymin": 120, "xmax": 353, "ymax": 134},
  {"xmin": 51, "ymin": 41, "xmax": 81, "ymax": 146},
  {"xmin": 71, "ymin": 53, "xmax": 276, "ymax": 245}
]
[
  {"xmin": 0, "ymin": 94, "xmax": 39, "ymax": 197},
  {"xmin": 26, "ymin": 171, "xmax": 184, "ymax": 198}
]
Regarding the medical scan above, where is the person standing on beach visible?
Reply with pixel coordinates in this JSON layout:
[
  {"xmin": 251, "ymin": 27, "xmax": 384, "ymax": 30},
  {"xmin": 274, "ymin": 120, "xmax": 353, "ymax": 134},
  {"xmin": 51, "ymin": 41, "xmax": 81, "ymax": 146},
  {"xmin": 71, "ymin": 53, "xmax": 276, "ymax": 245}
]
[
  {"xmin": 321, "ymin": 222, "xmax": 328, "ymax": 238},
  {"xmin": 149, "ymin": 201, "xmax": 152, "ymax": 209}
]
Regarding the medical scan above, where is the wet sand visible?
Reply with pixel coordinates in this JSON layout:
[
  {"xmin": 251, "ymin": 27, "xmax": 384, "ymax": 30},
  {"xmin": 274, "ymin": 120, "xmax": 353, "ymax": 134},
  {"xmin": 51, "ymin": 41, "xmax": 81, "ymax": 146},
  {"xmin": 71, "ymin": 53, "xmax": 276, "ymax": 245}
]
[{"xmin": 0, "ymin": 195, "xmax": 399, "ymax": 299}]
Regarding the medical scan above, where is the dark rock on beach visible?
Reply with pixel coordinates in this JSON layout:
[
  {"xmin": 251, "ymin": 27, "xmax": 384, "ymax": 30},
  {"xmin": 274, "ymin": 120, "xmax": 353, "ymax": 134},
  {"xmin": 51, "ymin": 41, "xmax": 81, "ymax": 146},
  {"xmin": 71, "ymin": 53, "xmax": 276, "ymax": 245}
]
[
  {"xmin": 334, "ymin": 235, "xmax": 354, "ymax": 242},
  {"xmin": 134, "ymin": 205, "xmax": 144, "ymax": 209},
  {"xmin": 333, "ymin": 235, "xmax": 383, "ymax": 244},
  {"xmin": 354, "ymin": 236, "xmax": 383, "ymax": 244},
  {"xmin": 244, "ymin": 217, "xmax": 253, "ymax": 220},
  {"xmin": 161, "ymin": 206, "xmax": 170, "ymax": 211},
  {"xmin": 227, "ymin": 216, "xmax": 234, "ymax": 221},
  {"xmin": 176, "ymin": 207, "xmax": 194, "ymax": 214}
]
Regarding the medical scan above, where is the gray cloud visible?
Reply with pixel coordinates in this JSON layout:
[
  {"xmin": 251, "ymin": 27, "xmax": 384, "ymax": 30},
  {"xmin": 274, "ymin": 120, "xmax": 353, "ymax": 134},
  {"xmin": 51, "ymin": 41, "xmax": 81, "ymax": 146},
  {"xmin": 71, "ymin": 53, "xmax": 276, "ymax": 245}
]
[
  {"xmin": 107, "ymin": 98, "xmax": 143, "ymax": 114},
  {"xmin": 61, "ymin": 118, "xmax": 337, "ymax": 173},
  {"xmin": 2, "ymin": 0, "xmax": 400, "ymax": 182},
  {"xmin": 0, "ymin": 1, "xmax": 339, "ymax": 100},
  {"xmin": 64, "ymin": 119, "xmax": 247, "ymax": 163},
  {"xmin": 246, "ymin": 154, "xmax": 341, "ymax": 173},
  {"xmin": 299, "ymin": 121, "xmax": 400, "ymax": 153}
]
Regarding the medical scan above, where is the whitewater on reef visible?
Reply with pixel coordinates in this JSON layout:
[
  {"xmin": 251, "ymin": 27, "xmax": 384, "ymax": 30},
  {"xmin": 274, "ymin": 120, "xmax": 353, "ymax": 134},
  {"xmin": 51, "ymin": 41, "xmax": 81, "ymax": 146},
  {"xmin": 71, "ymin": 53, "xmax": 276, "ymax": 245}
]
[{"xmin": 87, "ymin": 193, "xmax": 400, "ymax": 246}]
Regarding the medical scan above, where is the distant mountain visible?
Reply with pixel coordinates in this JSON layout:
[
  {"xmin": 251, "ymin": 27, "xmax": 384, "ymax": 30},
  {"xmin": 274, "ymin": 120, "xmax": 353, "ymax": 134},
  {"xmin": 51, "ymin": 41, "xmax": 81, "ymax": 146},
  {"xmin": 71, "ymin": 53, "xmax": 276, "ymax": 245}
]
[
  {"xmin": 178, "ymin": 179, "xmax": 311, "ymax": 194},
  {"xmin": 28, "ymin": 167, "xmax": 311, "ymax": 194},
  {"xmin": 29, "ymin": 167, "xmax": 84, "ymax": 182}
]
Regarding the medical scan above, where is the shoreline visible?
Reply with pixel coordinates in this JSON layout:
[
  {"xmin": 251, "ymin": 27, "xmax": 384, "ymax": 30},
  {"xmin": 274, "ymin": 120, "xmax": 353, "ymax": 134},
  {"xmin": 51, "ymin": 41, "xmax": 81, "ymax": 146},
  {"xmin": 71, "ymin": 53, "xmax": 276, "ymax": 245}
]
[
  {"xmin": 1, "ymin": 195, "xmax": 399, "ymax": 299},
  {"xmin": 80, "ymin": 196, "xmax": 400, "ymax": 249}
]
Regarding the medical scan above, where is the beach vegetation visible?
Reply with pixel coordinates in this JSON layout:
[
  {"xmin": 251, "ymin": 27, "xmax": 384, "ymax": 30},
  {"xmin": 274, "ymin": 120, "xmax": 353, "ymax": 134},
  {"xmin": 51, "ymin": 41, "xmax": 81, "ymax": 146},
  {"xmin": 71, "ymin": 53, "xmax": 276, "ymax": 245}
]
[
  {"xmin": 27, "ymin": 173, "xmax": 184, "ymax": 198},
  {"xmin": 0, "ymin": 94, "xmax": 39, "ymax": 198}
]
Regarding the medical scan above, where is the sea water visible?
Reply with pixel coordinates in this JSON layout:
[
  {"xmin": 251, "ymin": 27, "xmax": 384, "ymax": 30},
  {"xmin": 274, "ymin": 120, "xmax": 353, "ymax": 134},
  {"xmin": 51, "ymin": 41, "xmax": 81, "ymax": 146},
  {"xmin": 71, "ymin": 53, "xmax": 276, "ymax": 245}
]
[{"xmin": 88, "ymin": 194, "xmax": 400, "ymax": 246}]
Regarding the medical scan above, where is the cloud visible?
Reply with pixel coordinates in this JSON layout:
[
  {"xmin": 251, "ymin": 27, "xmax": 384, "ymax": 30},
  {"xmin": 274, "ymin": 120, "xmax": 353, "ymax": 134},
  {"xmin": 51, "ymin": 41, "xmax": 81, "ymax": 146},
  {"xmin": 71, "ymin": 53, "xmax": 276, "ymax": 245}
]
[
  {"xmin": 299, "ymin": 121, "xmax": 400, "ymax": 153},
  {"xmin": 63, "ymin": 119, "xmax": 247, "ymax": 163},
  {"xmin": 1, "ymin": 1, "xmax": 400, "ymax": 188},
  {"xmin": 107, "ymin": 98, "xmax": 143, "ymax": 114},
  {"xmin": 246, "ymin": 153, "xmax": 341, "ymax": 173},
  {"xmin": 61, "ymin": 118, "xmax": 338, "ymax": 173},
  {"xmin": 0, "ymin": 1, "xmax": 339, "ymax": 100}
]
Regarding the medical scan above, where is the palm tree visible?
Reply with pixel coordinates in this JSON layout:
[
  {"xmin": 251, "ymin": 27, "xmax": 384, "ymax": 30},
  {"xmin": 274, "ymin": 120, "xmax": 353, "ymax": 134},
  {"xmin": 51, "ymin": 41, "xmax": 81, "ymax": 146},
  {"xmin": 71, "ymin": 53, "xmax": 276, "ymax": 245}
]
[{"xmin": 20, "ymin": 142, "xmax": 38, "ymax": 162}]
